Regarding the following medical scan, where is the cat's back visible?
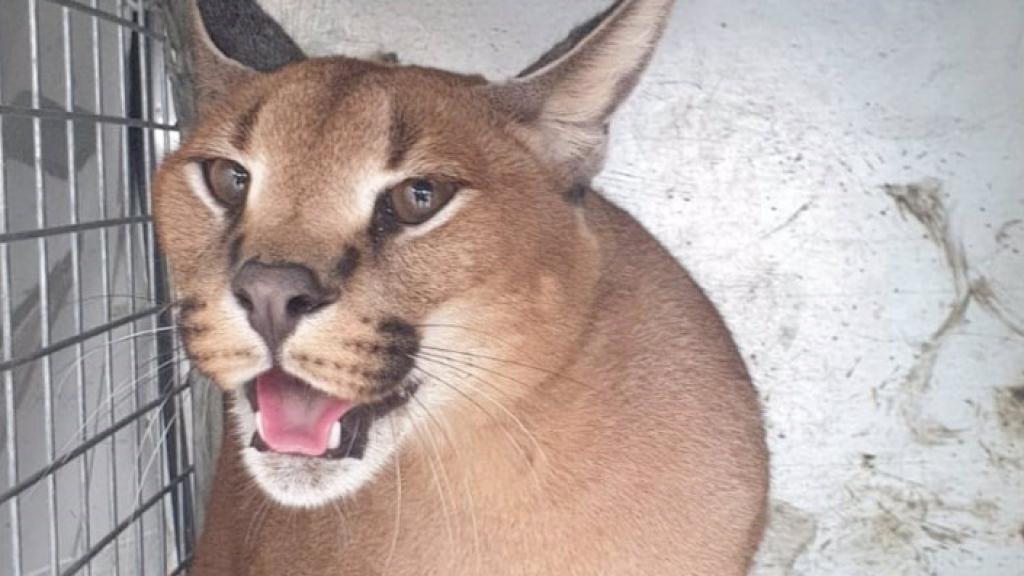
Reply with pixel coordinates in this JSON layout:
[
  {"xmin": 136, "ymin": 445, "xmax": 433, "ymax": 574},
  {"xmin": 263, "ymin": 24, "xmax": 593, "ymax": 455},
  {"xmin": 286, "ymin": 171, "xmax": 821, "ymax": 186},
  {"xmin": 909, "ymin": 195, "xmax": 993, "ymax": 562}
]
[{"xmin": 568, "ymin": 191, "xmax": 769, "ymax": 571}]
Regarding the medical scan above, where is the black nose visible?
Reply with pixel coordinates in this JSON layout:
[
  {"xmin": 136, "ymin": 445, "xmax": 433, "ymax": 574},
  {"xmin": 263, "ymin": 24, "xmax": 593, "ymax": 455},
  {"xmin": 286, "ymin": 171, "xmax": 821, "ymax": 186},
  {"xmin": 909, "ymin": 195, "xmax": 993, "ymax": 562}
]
[{"xmin": 231, "ymin": 261, "xmax": 334, "ymax": 351}]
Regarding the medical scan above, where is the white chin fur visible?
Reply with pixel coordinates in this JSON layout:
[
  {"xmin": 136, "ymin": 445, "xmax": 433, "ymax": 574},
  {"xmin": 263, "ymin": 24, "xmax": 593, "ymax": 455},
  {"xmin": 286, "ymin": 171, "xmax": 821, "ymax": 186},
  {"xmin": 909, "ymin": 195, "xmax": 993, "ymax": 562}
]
[{"xmin": 229, "ymin": 389, "xmax": 405, "ymax": 509}]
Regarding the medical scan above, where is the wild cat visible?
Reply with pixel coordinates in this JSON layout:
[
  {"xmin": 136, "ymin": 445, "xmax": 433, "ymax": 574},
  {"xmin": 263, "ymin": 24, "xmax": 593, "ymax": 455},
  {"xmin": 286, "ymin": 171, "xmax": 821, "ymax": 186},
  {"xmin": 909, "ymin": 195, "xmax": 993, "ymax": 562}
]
[{"xmin": 153, "ymin": 0, "xmax": 769, "ymax": 573}]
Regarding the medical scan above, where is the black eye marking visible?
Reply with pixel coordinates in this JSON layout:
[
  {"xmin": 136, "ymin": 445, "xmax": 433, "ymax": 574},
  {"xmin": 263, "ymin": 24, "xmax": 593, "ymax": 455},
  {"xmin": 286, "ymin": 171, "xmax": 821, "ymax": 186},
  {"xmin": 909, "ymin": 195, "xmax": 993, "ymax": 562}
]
[
  {"xmin": 566, "ymin": 183, "xmax": 590, "ymax": 205},
  {"xmin": 369, "ymin": 193, "xmax": 402, "ymax": 249},
  {"xmin": 228, "ymin": 233, "xmax": 246, "ymax": 268},
  {"xmin": 335, "ymin": 246, "xmax": 361, "ymax": 281}
]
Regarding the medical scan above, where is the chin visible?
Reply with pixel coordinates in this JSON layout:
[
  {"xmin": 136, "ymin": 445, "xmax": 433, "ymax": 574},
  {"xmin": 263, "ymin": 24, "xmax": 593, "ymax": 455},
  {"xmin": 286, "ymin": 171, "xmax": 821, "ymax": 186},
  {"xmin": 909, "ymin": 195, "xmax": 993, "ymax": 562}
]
[{"xmin": 228, "ymin": 383, "xmax": 414, "ymax": 509}]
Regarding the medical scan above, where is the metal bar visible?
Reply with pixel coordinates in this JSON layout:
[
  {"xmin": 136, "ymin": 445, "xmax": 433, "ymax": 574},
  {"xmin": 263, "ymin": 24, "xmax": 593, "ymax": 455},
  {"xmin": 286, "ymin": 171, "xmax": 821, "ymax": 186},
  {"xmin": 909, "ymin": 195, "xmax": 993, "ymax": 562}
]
[
  {"xmin": 41, "ymin": 0, "xmax": 167, "ymax": 41},
  {"xmin": 59, "ymin": 467, "xmax": 194, "ymax": 576},
  {"xmin": 116, "ymin": 6, "xmax": 146, "ymax": 571},
  {"xmin": 0, "ymin": 215, "xmax": 152, "ymax": 243},
  {"xmin": 62, "ymin": 4, "xmax": 93, "ymax": 574},
  {"xmin": 156, "ymin": 49, "xmax": 183, "ymax": 571},
  {"xmin": 2, "ymin": 3, "xmax": 192, "ymax": 573},
  {"xmin": 0, "ymin": 104, "xmax": 178, "ymax": 131},
  {"xmin": 0, "ymin": 382, "xmax": 190, "ymax": 507},
  {"xmin": 28, "ymin": 1, "xmax": 63, "ymax": 572},
  {"xmin": 134, "ymin": 10, "xmax": 172, "ymax": 573},
  {"xmin": 0, "ymin": 11, "xmax": 24, "ymax": 573},
  {"xmin": 158, "ymin": 59, "xmax": 177, "ymax": 571},
  {"xmin": 168, "ymin": 554, "xmax": 193, "ymax": 576},
  {"xmin": 88, "ymin": 4, "xmax": 121, "ymax": 571},
  {"xmin": 0, "ymin": 305, "xmax": 163, "ymax": 375}
]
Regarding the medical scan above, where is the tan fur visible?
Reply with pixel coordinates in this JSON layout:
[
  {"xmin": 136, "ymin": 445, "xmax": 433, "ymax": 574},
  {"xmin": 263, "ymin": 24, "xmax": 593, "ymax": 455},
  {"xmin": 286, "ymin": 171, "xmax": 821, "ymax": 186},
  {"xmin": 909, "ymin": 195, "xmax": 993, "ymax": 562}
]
[{"xmin": 154, "ymin": 0, "xmax": 768, "ymax": 573}]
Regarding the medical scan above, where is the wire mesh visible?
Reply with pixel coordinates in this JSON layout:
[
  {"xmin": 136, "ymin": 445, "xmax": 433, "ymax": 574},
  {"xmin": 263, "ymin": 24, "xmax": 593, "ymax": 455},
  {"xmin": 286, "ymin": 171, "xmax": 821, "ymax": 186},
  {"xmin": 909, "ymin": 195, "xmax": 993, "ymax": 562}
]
[{"xmin": 0, "ymin": 0, "xmax": 194, "ymax": 574}]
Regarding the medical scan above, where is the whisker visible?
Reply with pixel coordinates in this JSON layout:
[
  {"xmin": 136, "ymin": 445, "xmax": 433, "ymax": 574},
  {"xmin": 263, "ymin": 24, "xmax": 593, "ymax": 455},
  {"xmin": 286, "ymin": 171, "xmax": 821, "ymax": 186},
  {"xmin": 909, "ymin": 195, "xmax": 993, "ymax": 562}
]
[
  {"xmin": 418, "ymin": 344, "xmax": 584, "ymax": 387},
  {"xmin": 405, "ymin": 400, "xmax": 457, "ymax": 551},
  {"xmin": 414, "ymin": 349, "xmax": 521, "ymax": 406},
  {"xmin": 68, "ymin": 293, "xmax": 182, "ymax": 308},
  {"xmin": 409, "ymin": 395, "xmax": 482, "ymax": 567},
  {"xmin": 244, "ymin": 497, "xmax": 273, "ymax": 552},
  {"xmin": 414, "ymin": 353, "xmax": 550, "ymax": 471},
  {"xmin": 24, "ymin": 354, "xmax": 185, "ymax": 504},
  {"xmin": 55, "ymin": 352, "xmax": 184, "ymax": 459},
  {"xmin": 410, "ymin": 363, "xmax": 543, "ymax": 488},
  {"xmin": 52, "ymin": 326, "xmax": 180, "ymax": 404},
  {"xmin": 383, "ymin": 417, "xmax": 403, "ymax": 576},
  {"xmin": 330, "ymin": 500, "xmax": 351, "ymax": 549},
  {"xmin": 133, "ymin": 409, "xmax": 179, "ymax": 506},
  {"xmin": 410, "ymin": 323, "xmax": 524, "ymax": 352}
]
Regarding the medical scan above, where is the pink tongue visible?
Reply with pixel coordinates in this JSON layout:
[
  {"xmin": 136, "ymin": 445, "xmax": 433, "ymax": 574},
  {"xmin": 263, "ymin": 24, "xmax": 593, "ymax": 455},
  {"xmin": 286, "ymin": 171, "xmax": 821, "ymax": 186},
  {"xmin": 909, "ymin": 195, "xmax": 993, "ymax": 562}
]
[{"xmin": 256, "ymin": 368, "xmax": 352, "ymax": 456}]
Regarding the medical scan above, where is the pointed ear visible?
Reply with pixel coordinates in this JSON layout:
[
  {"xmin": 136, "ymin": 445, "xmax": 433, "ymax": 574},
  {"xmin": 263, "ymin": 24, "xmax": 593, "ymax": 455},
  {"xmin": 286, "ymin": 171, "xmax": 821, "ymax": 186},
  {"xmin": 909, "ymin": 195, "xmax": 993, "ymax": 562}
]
[
  {"xmin": 486, "ymin": 0, "xmax": 674, "ymax": 183},
  {"xmin": 189, "ymin": 0, "xmax": 305, "ymax": 113}
]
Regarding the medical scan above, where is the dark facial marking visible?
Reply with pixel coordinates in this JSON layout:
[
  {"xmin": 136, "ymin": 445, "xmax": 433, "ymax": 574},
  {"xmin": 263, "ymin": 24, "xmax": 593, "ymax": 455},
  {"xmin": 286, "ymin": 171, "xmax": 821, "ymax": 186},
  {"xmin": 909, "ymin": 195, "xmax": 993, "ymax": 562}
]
[
  {"xmin": 387, "ymin": 103, "xmax": 421, "ymax": 169},
  {"xmin": 334, "ymin": 246, "xmax": 361, "ymax": 281},
  {"xmin": 231, "ymin": 97, "xmax": 264, "ymax": 150},
  {"xmin": 369, "ymin": 194, "xmax": 402, "ymax": 249},
  {"xmin": 178, "ymin": 297, "xmax": 205, "ymax": 318},
  {"xmin": 228, "ymin": 233, "xmax": 245, "ymax": 269},
  {"xmin": 566, "ymin": 183, "xmax": 590, "ymax": 205},
  {"xmin": 373, "ymin": 317, "xmax": 419, "ymax": 390}
]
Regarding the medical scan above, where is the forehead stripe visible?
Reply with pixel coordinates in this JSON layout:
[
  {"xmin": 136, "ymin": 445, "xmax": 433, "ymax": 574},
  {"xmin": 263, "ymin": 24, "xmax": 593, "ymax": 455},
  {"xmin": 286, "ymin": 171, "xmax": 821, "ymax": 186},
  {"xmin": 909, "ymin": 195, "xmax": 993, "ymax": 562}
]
[
  {"xmin": 386, "ymin": 101, "xmax": 420, "ymax": 169},
  {"xmin": 231, "ymin": 96, "xmax": 265, "ymax": 150}
]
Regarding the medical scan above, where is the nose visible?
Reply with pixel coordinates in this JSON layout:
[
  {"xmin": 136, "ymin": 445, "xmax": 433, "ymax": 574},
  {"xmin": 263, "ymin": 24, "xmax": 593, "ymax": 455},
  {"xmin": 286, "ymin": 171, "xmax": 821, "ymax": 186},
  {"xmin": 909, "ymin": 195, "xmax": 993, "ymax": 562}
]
[{"xmin": 231, "ymin": 261, "xmax": 335, "ymax": 351}]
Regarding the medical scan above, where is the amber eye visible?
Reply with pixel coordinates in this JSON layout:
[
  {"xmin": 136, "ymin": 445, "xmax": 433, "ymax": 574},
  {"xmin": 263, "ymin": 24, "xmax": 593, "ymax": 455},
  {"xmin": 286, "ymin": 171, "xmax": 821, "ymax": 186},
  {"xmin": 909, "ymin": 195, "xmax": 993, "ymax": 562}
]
[
  {"xmin": 202, "ymin": 158, "xmax": 250, "ymax": 208},
  {"xmin": 387, "ymin": 178, "xmax": 457, "ymax": 225}
]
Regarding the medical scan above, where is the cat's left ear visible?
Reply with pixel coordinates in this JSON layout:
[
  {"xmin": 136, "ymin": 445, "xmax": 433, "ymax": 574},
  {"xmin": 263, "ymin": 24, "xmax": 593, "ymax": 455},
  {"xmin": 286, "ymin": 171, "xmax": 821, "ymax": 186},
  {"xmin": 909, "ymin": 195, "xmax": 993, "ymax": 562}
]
[
  {"xmin": 189, "ymin": 0, "xmax": 305, "ymax": 114},
  {"xmin": 484, "ymin": 0, "xmax": 675, "ymax": 184}
]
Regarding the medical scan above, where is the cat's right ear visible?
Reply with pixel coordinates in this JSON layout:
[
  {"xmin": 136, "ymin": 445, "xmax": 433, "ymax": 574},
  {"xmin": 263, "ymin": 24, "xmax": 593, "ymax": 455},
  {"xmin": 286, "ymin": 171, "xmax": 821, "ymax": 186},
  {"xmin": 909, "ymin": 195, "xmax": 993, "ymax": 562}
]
[{"xmin": 189, "ymin": 0, "xmax": 305, "ymax": 113}]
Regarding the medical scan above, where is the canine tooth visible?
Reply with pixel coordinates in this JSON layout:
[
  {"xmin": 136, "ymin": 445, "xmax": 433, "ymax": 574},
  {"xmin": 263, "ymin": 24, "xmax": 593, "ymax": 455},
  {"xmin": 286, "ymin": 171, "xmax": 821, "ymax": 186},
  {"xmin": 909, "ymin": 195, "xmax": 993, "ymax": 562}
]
[
  {"xmin": 328, "ymin": 421, "xmax": 342, "ymax": 451},
  {"xmin": 255, "ymin": 411, "xmax": 264, "ymax": 438}
]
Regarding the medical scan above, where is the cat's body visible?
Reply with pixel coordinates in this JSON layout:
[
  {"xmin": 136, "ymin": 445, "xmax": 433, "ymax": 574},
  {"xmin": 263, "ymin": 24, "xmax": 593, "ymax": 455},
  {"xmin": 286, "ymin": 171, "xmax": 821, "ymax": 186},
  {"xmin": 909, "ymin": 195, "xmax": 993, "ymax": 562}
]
[{"xmin": 155, "ymin": 1, "xmax": 769, "ymax": 574}]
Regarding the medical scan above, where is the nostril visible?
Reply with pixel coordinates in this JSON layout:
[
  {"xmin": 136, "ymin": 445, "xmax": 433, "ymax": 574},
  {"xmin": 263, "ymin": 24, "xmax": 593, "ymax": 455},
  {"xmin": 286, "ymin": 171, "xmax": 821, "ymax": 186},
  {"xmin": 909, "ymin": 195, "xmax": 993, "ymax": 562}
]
[
  {"xmin": 286, "ymin": 295, "xmax": 318, "ymax": 316},
  {"xmin": 235, "ymin": 291, "xmax": 254, "ymax": 312}
]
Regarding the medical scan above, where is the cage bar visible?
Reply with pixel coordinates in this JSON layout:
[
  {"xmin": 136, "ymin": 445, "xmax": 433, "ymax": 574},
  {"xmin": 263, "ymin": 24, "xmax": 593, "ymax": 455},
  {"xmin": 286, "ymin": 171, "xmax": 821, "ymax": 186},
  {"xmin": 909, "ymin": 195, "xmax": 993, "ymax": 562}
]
[{"xmin": 0, "ymin": 0, "xmax": 192, "ymax": 573}]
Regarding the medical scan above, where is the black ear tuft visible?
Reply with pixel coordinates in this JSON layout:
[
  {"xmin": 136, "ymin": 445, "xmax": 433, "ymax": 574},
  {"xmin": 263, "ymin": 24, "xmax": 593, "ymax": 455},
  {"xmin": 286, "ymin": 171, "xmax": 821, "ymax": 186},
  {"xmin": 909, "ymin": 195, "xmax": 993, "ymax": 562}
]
[{"xmin": 196, "ymin": 0, "xmax": 304, "ymax": 72}]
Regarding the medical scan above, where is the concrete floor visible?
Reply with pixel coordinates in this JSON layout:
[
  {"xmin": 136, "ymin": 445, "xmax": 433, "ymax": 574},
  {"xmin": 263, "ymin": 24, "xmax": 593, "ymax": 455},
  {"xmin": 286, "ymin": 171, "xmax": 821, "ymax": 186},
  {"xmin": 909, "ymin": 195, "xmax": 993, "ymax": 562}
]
[{"xmin": 256, "ymin": 0, "xmax": 1024, "ymax": 574}]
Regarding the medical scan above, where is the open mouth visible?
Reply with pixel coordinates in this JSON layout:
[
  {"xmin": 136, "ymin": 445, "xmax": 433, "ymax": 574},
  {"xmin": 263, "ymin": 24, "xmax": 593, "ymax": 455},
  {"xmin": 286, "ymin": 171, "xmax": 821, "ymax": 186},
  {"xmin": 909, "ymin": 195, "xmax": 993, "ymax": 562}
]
[{"xmin": 244, "ymin": 367, "xmax": 416, "ymax": 460}]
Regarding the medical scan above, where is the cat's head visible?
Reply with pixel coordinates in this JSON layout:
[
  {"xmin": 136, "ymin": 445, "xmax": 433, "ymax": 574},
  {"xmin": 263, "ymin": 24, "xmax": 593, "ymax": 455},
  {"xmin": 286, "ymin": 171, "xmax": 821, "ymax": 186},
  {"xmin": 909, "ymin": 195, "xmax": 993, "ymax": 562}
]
[{"xmin": 154, "ymin": 0, "xmax": 674, "ymax": 508}]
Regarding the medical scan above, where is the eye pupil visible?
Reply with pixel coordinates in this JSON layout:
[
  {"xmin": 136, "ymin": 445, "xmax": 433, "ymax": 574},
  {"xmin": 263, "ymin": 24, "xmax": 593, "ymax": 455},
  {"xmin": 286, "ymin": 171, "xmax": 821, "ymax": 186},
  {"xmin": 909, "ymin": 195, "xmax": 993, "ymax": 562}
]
[
  {"xmin": 385, "ymin": 178, "xmax": 457, "ymax": 226},
  {"xmin": 232, "ymin": 168, "xmax": 248, "ymax": 190},
  {"xmin": 411, "ymin": 181, "xmax": 433, "ymax": 209}
]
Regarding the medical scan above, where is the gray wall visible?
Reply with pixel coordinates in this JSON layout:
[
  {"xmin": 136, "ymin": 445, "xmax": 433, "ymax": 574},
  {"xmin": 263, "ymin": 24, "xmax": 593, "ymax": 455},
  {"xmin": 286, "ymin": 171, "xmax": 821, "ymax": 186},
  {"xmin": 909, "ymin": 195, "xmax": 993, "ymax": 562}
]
[{"xmin": 256, "ymin": 0, "xmax": 1024, "ymax": 574}]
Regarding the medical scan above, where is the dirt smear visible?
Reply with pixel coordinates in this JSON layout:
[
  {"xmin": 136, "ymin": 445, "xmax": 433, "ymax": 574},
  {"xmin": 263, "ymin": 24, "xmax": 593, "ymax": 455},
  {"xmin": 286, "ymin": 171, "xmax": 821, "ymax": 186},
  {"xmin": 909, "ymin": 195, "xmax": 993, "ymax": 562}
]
[
  {"xmin": 884, "ymin": 179, "xmax": 1024, "ymax": 444},
  {"xmin": 842, "ymin": 474, "xmax": 997, "ymax": 571},
  {"xmin": 753, "ymin": 500, "xmax": 819, "ymax": 575},
  {"xmin": 994, "ymin": 385, "xmax": 1024, "ymax": 439}
]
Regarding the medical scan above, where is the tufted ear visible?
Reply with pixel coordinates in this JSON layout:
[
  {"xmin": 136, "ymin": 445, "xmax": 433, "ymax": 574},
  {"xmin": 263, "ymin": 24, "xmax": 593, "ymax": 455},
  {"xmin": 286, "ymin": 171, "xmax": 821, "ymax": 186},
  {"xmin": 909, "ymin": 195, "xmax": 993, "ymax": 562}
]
[
  {"xmin": 486, "ymin": 0, "xmax": 675, "ymax": 184},
  {"xmin": 189, "ymin": 0, "xmax": 305, "ymax": 114}
]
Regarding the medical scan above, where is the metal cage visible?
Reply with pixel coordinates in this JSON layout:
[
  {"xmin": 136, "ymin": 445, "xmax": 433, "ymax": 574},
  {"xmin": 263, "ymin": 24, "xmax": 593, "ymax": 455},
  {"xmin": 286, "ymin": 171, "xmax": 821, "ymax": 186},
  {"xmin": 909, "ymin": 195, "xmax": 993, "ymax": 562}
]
[{"xmin": 0, "ymin": 0, "xmax": 195, "ymax": 574}]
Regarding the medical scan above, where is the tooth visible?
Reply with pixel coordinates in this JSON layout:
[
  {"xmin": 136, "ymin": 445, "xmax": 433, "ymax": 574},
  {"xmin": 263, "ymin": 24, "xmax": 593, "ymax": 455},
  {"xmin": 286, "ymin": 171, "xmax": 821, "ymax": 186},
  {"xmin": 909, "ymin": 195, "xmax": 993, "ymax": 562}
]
[
  {"xmin": 328, "ymin": 421, "xmax": 342, "ymax": 451},
  {"xmin": 255, "ymin": 411, "xmax": 264, "ymax": 438}
]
